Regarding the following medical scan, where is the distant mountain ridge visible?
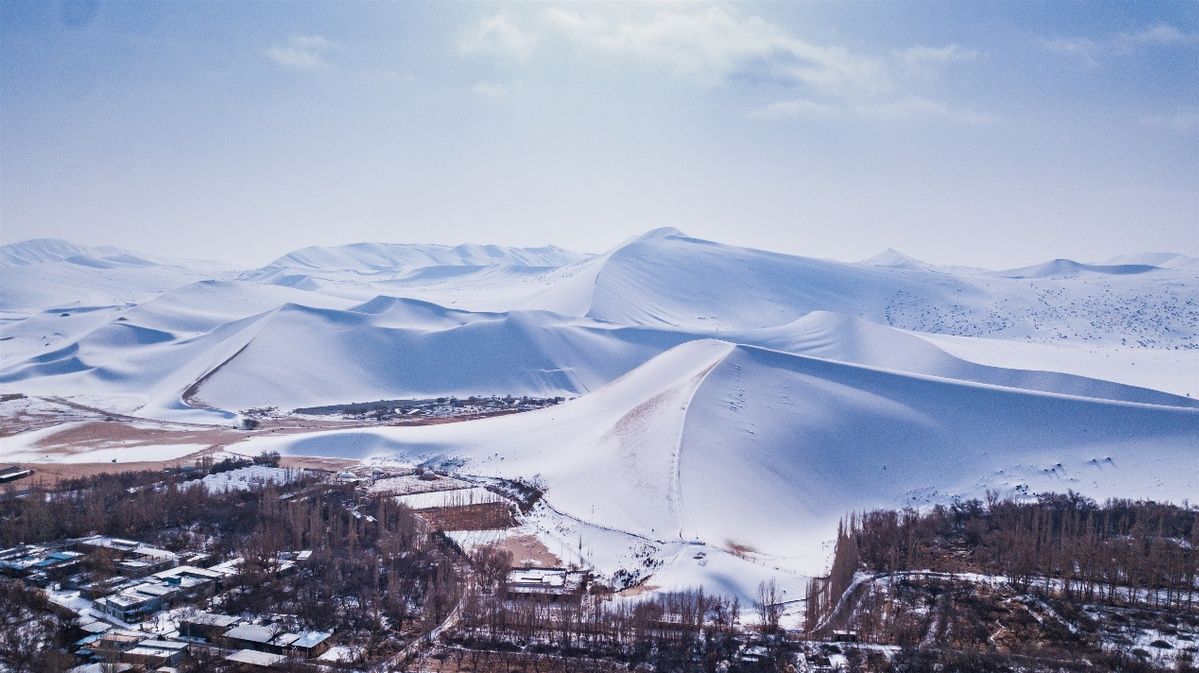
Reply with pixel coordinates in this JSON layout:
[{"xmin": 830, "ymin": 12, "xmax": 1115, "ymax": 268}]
[
  {"xmin": 992, "ymin": 258, "xmax": 1162, "ymax": 279},
  {"xmin": 248, "ymin": 240, "xmax": 592, "ymax": 279},
  {"xmin": 0, "ymin": 238, "xmax": 154, "ymax": 268},
  {"xmin": 1103, "ymin": 251, "xmax": 1199, "ymax": 269}
]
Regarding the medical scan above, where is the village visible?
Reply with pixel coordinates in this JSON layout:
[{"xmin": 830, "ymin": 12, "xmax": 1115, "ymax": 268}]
[
  {"xmin": 3, "ymin": 452, "xmax": 1193, "ymax": 673},
  {"xmin": 0, "ymin": 456, "xmax": 825, "ymax": 673}
]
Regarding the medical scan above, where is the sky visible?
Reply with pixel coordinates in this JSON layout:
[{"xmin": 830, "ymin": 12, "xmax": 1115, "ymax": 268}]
[{"xmin": 1, "ymin": 1, "xmax": 1197, "ymax": 268}]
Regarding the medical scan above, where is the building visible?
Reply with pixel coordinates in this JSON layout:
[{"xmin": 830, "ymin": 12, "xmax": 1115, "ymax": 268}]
[
  {"xmin": 226, "ymin": 649, "xmax": 288, "ymax": 670},
  {"xmin": 0, "ymin": 545, "xmax": 84, "ymax": 584},
  {"xmin": 74, "ymin": 535, "xmax": 179, "ymax": 575},
  {"xmin": 287, "ymin": 630, "xmax": 333, "ymax": 658},
  {"xmin": 831, "ymin": 630, "xmax": 858, "ymax": 643},
  {"xmin": 0, "ymin": 465, "xmax": 33, "ymax": 483},
  {"xmin": 505, "ymin": 567, "xmax": 588, "ymax": 602},
  {"xmin": 67, "ymin": 664, "xmax": 135, "ymax": 673},
  {"xmin": 75, "ymin": 616, "xmax": 112, "ymax": 638},
  {"xmin": 0, "ymin": 544, "xmax": 42, "ymax": 570},
  {"xmin": 179, "ymin": 611, "xmax": 241, "ymax": 640},
  {"xmin": 78, "ymin": 575, "xmax": 129, "ymax": 600},
  {"xmin": 96, "ymin": 587, "xmax": 165, "ymax": 622},
  {"xmin": 152, "ymin": 564, "xmax": 222, "ymax": 598},
  {"xmin": 89, "ymin": 630, "xmax": 144, "ymax": 660},
  {"xmin": 94, "ymin": 564, "xmax": 224, "ymax": 621},
  {"xmin": 121, "ymin": 639, "xmax": 188, "ymax": 667},
  {"xmin": 222, "ymin": 624, "xmax": 283, "ymax": 652},
  {"xmin": 222, "ymin": 623, "xmax": 334, "ymax": 658}
]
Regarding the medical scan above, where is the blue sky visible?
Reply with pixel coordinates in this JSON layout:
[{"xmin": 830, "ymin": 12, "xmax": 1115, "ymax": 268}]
[{"xmin": 1, "ymin": 1, "xmax": 1196, "ymax": 267}]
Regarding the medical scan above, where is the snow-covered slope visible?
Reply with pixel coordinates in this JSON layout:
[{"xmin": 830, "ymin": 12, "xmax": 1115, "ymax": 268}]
[
  {"xmin": 861, "ymin": 248, "xmax": 939, "ymax": 272},
  {"xmin": 581, "ymin": 229, "xmax": 1198, "ymax": 346},
  {"xmin": 256, "ymin": 240, "xmax": 590, "ymax": 275},
  {"xmin": 674, "ymin": 344, "xmax": 1199, "ymax": 563},
  {"xmin": 228, "ymin": 340, "xmax": 1199, "ymax": 576},
  {"xmin": 4, "ymin": 229, "xmax": 1196, "ymax": 420},
  {"xmin": 186, "ymin": 304, "xmax": 691, "ymax": 409},
  {"xmin": 1104, "ymin": 252, "xmax": 1199, "ymax": 269},
  {"xmin": 7, "ymin": 293, "xmax": 1190, "ymax": 420},
  {"xmin": 859, "ymin": 248, "xmax": 983, "ymax": 275},
  {"xmin": 742, "ymin": 311, "xmax": 1193, "ymax": 406},
  {"xmin": 992, "ymin": 258, "xmax": 1161, "ymax": 279},
  {"xmin": 5, "ymin": 230, "xmax": 1195, "ymax": 602},
  {"xmin": 0, "ymin": 239, "xmax": 232, "ymax": 312},
  {"xmin": 1, "ymin": 239, "xmax": 118, "ymax": 267}
]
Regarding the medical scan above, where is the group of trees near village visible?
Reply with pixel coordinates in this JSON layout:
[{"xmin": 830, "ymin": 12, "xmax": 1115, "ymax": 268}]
[
  {"xmin": 452, "ymin": 570, "xmax": 758, "ymax": 673},
  {"xmin": 0, "ymin": 453, "xmax": 294, "ymax": 548},
  {"xmin": 0, "ymin": 460, "xmax": 465, "ymax": 669},
  {"xmin": 223, "ymin": 482, "xmax": 463, "ymax": 640},
  {"xmin": 806, "ymin": 492, "xmax": 1199, "ymax": 631}
]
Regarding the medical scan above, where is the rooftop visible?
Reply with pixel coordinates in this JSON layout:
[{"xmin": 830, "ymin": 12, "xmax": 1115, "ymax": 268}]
[
  {"xmin": 77, "ymin": 535, "xmax": 179, "ymax": 562},
  {"xmin": 226, "ymin": 649, "xmax": 288, "ymax": 667},
  {"xmin": 181, "ymin": 611, "xmax": 240, "ymax": 627},
  {"xmin": 126, "ymin": 645, "xmax": 181, "ymax": 659},
  {"xmin": 290, "ymin": 630, "xmax": 333, "ymax": 649},
  {"xmin": 224, "ymin": 623, "xmax": 280, "ymax": 644},
  {"xmin": 155, "ymin": 565, "xmax": 223, "ymax": 581},
  {"xmin": 505, "ymin": 567, "xmax": 587, "ymax": 595}
]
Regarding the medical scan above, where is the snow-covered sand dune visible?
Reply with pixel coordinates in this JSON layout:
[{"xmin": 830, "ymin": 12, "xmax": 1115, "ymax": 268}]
[
  {"xmin": 227, "ymin": 340, "xmax": 1199, "ymax": 574},
  {"xmin": 3, "ymin": 232, "xmax": 1196, "ymax": 600},
  {"xmin": 5, "ymin": 293, "xmax": 1191, "ymax": 419},
  {"xmin": 4, "ymin": 230, "xmax": 1194, "ymax": 418}
]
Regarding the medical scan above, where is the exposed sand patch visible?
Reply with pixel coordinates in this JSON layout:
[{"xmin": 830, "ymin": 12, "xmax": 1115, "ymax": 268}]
[
  {"xmin": 493, "ymin": 533, "xmax": 563, "ymax": 568},
  {"xmin": 1, "ymin": 450, "xmax": 356, "ymax": 488},
  {"xmin": 615, "ymin": 583, "xmax": 661, "ymax": 598}
]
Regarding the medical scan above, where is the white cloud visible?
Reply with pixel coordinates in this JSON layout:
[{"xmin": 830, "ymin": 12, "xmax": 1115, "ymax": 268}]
[
  {"xmin": 750, "ymin": 99, "xmax": 839, "ymax": 120},
  {"xmin": 1041, "ymin": 36, "xmax": 1101, "ymax": 60},
  {"xmin": 898, "ymin": 44, "xmax": 981, "ymax": 79},
  {"xmin": 899, "ymin": 44, "xmax": 980, "ymax": 66},
  {"xmin": 471, "ymin": 80, "xmax": 510, "ymax": 99},
  {"xmin": 457, "ymin": 12, "xmax": 536, "ymax": 62},
  {"xmin": 542, "ymin": 6, "xmax": 890, "ymax": 96},
  {"xmin": 1043, "ymin": 23, "xmax": 1198, "ymax": 63},
  {"xmin": 458, "ymin": 7, "xmax": 990, "ymax": 124},
  {"xmin": 266, "ymin": 35, "xmax": 334, "ymax": 70},
  {"xmin": 852, "ymin": 97, "xmax": 995, "ymax": 125},
  {"xmin": 752, "ymin": 96, "xmax": 995, "ymax": 125},
  {"xmin": 1116, "ymin": 23, "xmax": 1199, "ymax": 50},
  {"xmin": 1141, "ymin": 109, "xmax": 1199, "ymax": 134}
]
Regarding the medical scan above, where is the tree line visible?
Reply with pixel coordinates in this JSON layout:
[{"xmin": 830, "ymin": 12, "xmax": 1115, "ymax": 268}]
[{"xmin": 806, "ymin": 492, "xmax": 1199, "ymax": 630}]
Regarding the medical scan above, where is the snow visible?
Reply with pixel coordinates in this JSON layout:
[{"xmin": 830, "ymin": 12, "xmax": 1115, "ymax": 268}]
[
  {"xmin": 227, "ymin": 339, "xmax": 1198, "ymax": 595},
  {"xmin": 367, "ymin": 472, "xmax": 473, "ymax": 495},
  {"xmin": 0, "ymin": 239, "xmax": 232, "ymax": 312},
  {"xmin": 0, "ymin": 420, "xmax": 212, "ymax": 465},
  {"xmin": 992, "ymin": 258, "xmax": 1161, "ymax": 279},
  {"xmin": 394, "ymin": 486, "xmax": 502, "ymax": 510},
  {"xmin": 199, "ymin": 466, "xmax": 297, "ymax": 492},
  {"xmin": 917, "ymin": 332, "xmax": 1199, "ymax": 398},
  {"xmin": 251, "ymin": 240, "xmax": 590, "ymax": 278},
  {"xmin": 3, "ymin": 230, "xmax": 1196, "ymax": 603},
  {"xmin": 1105, "ymin": 251, "xmax": 1199, "ymax": 269},
  {"xmin": 1, "ymin": 440, "xmax": 208, "ymax": 465},
  {"xmin": 317, "ymin": 644, "xmax": 357, "ymax": 662},
  {"xmin": 444, "ymin": 529, "xmax": 510, "ymax": 552},
  {"xmin": 5, "ymin": 229, "xmax": 1195, "ymax": 424}
]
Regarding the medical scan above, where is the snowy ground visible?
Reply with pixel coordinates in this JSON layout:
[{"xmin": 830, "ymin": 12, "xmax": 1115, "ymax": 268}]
[
  {"xmin": 199, "ymin": 465, "xmax": 300, "ymax": 492},
  {"xmin": 394, "ymin": 486, "xmax": 502, "ymax": 510},
  {"xmin": 917, "ymin": 332, "xmax": 1199, "ymax": 398},
  {"xmin": 3, "ymin": 232, "xmax": 1196, "ymax": 605}
]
